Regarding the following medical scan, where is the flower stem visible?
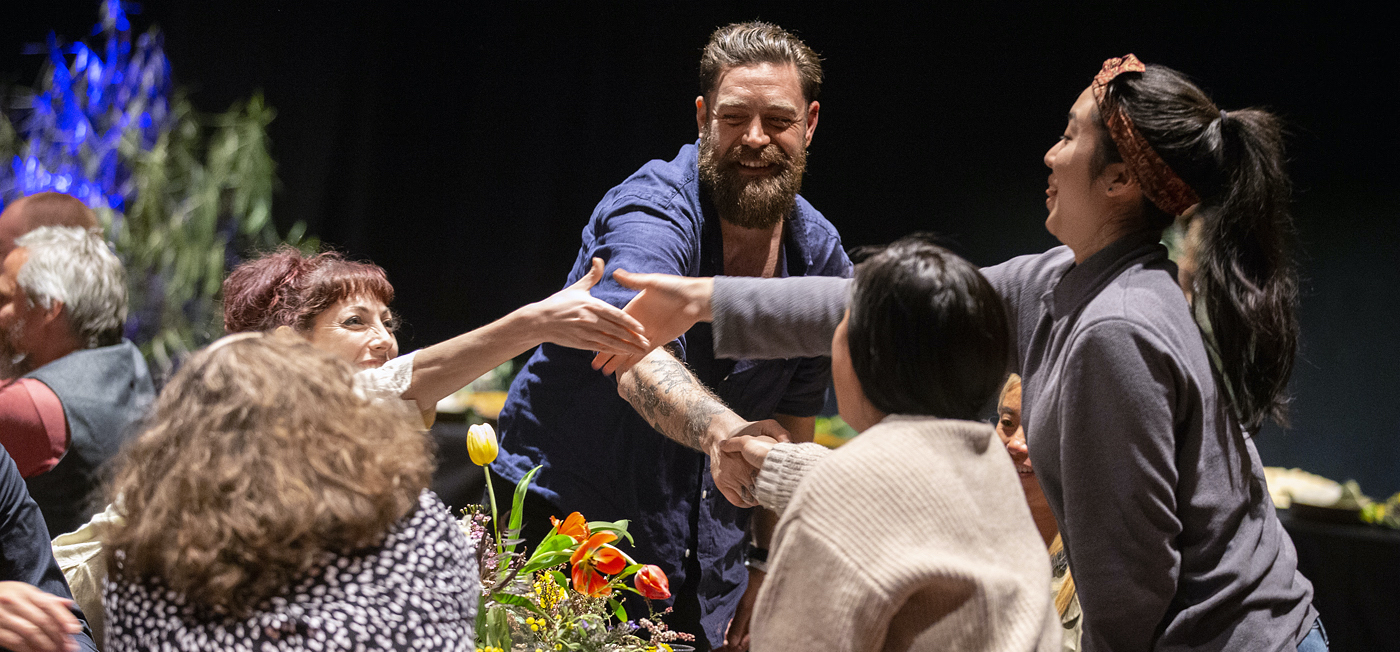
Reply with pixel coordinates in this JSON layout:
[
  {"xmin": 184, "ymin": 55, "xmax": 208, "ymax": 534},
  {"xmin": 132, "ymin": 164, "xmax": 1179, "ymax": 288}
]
[{"xmin": 485, "ymin": 470, "xmax": 503, "ymax": 563}]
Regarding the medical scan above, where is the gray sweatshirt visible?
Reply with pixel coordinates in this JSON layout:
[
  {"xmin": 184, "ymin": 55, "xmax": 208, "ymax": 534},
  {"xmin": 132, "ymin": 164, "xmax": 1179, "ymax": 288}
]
[{"xmin": 711, "ymin": 231, "xmax": 1316, "ymax": 651}]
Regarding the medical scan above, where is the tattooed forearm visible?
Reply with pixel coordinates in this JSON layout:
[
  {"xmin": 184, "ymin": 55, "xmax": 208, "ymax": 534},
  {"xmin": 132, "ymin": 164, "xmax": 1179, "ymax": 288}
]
[
  {"xmin": 682, "ymin": 393, "xmax": 726, "ymax": 450},
  {"xmin": 618, "ymin": 348, "xmax": 732, "ymax": 451}
]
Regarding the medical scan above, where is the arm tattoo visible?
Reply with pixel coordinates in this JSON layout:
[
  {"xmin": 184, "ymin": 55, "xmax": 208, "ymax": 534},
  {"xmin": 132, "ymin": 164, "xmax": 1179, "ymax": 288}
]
[{"xmin": 619, "ymin": 350, "xmax": 730, "ymax": 451}]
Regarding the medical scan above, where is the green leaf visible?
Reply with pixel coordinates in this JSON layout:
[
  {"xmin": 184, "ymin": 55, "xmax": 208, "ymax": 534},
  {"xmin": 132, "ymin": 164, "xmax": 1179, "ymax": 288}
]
[
  {"xmin": 505, "ymin": 465, "xmax": 542, "ymax": 556},
  {"xmin": 520, "ymin": 550, "xmax": 575, "ymax": 575},
  {"xmin": 478, "ymin": 604, "xmax": 511, "ymax": 648},
  {"xmin": 608, "ymin": 598, "xmax": 627, "ymax": 622},
  {"xmin": 549, "ymin": 570, "xmax": 568, "ymax": 589},
  {"xmin": 491, "ymin": 592, "xmax": 546, "ymax": 616},
  {"xmin": 530, "ymin": 533, "xmax": 577, "ymax": 557},
  {"xmin": 587, "ymin": 519, "xmax": 634, "ymax": 545}
]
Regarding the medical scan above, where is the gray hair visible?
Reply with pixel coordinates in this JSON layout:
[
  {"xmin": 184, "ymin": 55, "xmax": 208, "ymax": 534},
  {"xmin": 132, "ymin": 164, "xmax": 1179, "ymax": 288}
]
[{"xmin": 14, "ymin": 226, "xmax": 127, "ymax": 348}]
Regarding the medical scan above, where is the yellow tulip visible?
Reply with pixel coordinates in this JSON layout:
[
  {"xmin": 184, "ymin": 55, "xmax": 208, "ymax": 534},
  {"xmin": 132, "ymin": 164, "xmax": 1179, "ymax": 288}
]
[{"xmin": 467, "ymin": 423, "xmax": 499, "ymax": 466}]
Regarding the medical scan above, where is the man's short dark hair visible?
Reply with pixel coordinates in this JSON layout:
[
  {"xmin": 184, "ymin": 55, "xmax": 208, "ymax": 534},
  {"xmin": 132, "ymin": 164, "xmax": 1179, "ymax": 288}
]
[
  {"xmin": 699, "ymin": 22, "xmax": 823, "ymax": 103},
  {"xmin": 846, "ymin": 235, "xmax": 1009, "ymax": 421}
]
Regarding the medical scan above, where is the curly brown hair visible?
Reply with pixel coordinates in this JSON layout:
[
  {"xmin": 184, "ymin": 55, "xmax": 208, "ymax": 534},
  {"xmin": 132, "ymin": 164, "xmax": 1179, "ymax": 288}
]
[{"xmin": 103, "ymin": 333, "xmax": 433, "ymax": 617}]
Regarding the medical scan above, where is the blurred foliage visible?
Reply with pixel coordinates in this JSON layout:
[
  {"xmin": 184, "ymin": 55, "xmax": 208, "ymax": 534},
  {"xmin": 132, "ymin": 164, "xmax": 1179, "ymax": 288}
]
[
  {"xmin": 0, "ymin": 1, "xmax": 315, "ymax": 380},
  {"xmin": 1361, "ymin": 492, "xmax": 1400, "ymax": 530},
  {"xmin": 814, "ymin": 415, "xmax": 858, "ymax": 449}
]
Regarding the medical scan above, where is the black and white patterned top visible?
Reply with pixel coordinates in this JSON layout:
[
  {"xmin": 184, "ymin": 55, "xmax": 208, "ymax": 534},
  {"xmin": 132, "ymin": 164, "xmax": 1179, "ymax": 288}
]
[{"xmin": 104, "ymin": 490, "xmax": 478, "ymax": 651}]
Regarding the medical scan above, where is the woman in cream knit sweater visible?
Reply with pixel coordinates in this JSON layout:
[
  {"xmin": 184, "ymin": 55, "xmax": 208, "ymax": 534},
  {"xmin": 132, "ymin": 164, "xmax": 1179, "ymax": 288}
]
[{"xmin": 724, "ymin": 237, "xmax": 1058, "ymax": 652}]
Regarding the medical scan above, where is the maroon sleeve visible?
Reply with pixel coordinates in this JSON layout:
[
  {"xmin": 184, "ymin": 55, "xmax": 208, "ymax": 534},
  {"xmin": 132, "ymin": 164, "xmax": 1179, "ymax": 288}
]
[{"xmin": 0, "ymin": 379, "xmax": 68, "ymax": 477}]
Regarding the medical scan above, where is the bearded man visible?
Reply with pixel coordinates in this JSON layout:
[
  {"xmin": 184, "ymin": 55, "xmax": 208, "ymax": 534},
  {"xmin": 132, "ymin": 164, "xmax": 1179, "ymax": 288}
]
[
  {"xmin": 0, "ymin": 224, "xmax": 154, "ymax": 537},
  {"xmin": 492, "ymin": 22, "xmax": 850, "ymax": 651}
]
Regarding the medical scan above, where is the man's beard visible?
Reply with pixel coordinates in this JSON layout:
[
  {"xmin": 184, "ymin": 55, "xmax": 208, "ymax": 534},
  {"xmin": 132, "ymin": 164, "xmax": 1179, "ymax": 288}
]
[
  {"xmin": 0, "ymin": 316, "xmax": 30, "ymax": 379},
  {"xmin": 697, "ymin": 128, "xmax": 807, "ymax": 229}
]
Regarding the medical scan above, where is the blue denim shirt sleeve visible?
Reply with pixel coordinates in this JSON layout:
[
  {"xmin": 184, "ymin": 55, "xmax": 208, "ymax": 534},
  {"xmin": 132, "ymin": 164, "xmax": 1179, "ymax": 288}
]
[{"xmin": 577, "ymin": 193, "xmax": 700, "ymax": 307}]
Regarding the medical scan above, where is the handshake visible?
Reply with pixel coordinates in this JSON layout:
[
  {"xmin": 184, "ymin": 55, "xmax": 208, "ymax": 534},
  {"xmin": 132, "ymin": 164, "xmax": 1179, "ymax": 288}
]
[
  {"xmin": 582, "ymin": 268, "xmax": 796, "ymax": 509},
  {"xmin": 708, "ymin": 420, "xmax": 786, "ymax": 509}
]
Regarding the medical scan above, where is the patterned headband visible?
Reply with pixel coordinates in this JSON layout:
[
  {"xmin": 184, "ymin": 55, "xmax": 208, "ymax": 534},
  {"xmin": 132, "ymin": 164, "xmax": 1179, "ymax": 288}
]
[{"xmin": 1091, "ymin": 54, "xmax": 1200, "ymax": 216}]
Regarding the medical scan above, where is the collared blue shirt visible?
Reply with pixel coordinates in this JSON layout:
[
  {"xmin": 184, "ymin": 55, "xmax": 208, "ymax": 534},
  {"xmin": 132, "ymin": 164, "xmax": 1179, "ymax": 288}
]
[{"xmin": 495, "ymin": 141, "xmax": 851, "ymax": 646}]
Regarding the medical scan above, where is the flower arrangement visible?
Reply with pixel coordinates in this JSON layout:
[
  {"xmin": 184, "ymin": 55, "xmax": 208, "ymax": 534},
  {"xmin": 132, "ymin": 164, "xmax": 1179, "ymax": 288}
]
[{"xmin": 463, "ymin": 424, "xmax": 694, "ymax": 651}]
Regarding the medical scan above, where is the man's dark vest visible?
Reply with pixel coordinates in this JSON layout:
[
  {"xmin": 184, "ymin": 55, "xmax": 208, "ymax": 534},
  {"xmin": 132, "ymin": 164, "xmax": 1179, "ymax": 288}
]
[{"xmin": 23, "ymin": 341, "xmax": 155, "ymax": 537}]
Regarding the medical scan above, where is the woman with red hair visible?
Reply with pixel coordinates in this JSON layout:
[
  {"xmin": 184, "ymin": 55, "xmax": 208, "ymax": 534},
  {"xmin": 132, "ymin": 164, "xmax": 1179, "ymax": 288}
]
[{"xmin": 223, "ymin": 247, "xmax": 648, "ymax": 425}]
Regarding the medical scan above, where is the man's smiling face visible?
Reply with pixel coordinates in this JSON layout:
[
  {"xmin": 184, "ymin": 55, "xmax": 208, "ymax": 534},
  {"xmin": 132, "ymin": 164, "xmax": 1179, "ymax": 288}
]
[{"xmin": 696, "ymin": 62, "xmax": 819, "ymax": 229}]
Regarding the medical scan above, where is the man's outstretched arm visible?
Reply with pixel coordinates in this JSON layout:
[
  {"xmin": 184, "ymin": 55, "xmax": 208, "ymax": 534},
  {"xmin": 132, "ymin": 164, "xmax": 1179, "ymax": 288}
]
[{"xmin": 616, "ymin": 347, "xmax": 787, "ymax": 507}]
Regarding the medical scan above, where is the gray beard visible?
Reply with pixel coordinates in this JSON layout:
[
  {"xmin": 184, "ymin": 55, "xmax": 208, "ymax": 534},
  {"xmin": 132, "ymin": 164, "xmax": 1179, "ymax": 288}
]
[
  {"xmin": 697, "ymin": 129, "xmax": 806, "ymax": 229},
  {"xmin": 0, "ymin": 319, "xmax": 30, "ymax": 379}
]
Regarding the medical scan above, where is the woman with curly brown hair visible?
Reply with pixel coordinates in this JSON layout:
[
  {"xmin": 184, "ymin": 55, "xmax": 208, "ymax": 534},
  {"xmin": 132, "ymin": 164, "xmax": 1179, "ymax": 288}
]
[
  {"xmin": 222, "ymin": 247, "xmax": 649, "ymax": 426},
  {"xmin": 101, "ymin": 332, "xmax": 477, "ymax": 651}
]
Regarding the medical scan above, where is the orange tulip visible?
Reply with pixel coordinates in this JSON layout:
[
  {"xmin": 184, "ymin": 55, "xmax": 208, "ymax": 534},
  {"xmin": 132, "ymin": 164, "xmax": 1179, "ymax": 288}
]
[
  {"xmin": 550, "ymin": 512, "xmax": 590, "ymax": 543},
  {"xmin": 634, "ymin": 564, "xmax": 671, "ymax": 600},
  {"xmin": 570, "ymin": 532, "xmax": 627, "ymax": 597}
]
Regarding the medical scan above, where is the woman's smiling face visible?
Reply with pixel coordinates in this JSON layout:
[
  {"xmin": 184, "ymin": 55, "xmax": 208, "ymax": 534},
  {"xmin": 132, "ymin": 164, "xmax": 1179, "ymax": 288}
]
[
  {"xmin": 995, "ymin": 379, "xmax": 1031, "ymax": 477},
  {"xmin": 1043, "ymin": 86, "xmax": 1118, "ymax": 258},
  {"xmin": 306, "ymin": 294, "xmax": 399, "ymax": 368}
]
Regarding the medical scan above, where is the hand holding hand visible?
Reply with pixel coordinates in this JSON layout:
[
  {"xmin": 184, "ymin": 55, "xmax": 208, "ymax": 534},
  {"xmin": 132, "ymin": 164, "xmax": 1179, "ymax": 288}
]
[
  {"xmin": 531, "ymin": 258, "xmax": 650, "ymax": 356},
  {"xmin": 720, "ymin": 435, "xmax": 778, "ymax": 472},
  {"xmin": 592, "ymin": 270, "xmax": 714, "ymax": 375},
  {"xmin": 0, "ymin": 581, "xmax": 81, "ymax": 652},
  {"xmin": 711, "ymin": 420, "xmax": 789, "ymax": 508}
]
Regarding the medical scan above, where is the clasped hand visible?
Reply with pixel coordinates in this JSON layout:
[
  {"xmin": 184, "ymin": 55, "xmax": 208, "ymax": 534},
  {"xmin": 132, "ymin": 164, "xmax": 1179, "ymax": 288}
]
[
  {"xmin": 710, "ymin": 423, "xmax": 783, "ymax": 509},
  {"xmin": 533, "ymin": 258, "xmax": 651, "ymax": 356},
  {"xmin": 591, "ymin": 269, "xmax": 714, "ymax": 375}
]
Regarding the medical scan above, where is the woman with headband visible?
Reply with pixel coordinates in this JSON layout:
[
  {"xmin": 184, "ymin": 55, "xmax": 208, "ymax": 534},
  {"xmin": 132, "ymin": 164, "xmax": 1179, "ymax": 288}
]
[{"xmin": 600, "ymin": 56, "xmax": 1322, "ymax": 650}]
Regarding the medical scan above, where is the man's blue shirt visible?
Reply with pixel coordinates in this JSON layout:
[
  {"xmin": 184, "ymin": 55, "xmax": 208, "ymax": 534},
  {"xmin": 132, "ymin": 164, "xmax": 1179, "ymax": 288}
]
[{"xmin": 495, "ymin": 141, "xmax": 851, "ymax": 645}]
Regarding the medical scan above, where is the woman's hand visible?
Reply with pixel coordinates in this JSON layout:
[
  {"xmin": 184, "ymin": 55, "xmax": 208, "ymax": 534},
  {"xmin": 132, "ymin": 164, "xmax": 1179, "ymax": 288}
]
[
  {"xmin": 0, "ymin": 582, "xmax": 81, "ymax": 652},
  {"xmin": 721, "ymin": 434, "xmax": 779, "ymax": 471},
  {"xmin": 714, "ymin": 426, "xmax": 786, "ymax": 508},
  {"xmin": 591, "ymin": 270, "xmax": 715, "ymax": 375},
  {"xmin": 529, "ymin": 258, "xmax": 650, "ymax": 356}
]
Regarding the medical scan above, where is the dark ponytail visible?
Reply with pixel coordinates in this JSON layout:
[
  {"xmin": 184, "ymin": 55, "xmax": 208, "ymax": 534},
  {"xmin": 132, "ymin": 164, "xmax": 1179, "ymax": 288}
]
[{"xmin": 1097, "ymin": 64, "xmax": 1299, "ymax": 431}]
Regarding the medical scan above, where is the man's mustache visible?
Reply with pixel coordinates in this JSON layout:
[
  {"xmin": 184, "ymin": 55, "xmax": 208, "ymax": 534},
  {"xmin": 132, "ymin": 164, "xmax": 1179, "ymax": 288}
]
[{"xmin": 721, "ymin": 144, "xmax": 788, "ymax": 167}]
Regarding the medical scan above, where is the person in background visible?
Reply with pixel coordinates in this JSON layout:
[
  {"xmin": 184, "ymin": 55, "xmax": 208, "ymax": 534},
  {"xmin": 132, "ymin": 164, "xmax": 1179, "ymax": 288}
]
[
  {"xmin": 101, "ymin": 333, "xmax": 478, "ymax": 651},
  {"xmin": 0, "ymin": 192, "xmax": 100, "ymax": 260},
  {"xmin": 996, "ymin": 374, "xmax": 1081, "ymax": 651},
  {"xmin": 0, "ymin": 225, "xmax": 154, "ymax": 538}
]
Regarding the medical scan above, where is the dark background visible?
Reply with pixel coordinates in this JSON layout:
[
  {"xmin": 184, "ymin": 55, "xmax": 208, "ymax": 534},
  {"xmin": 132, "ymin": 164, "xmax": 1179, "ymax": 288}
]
[{"xmin": 5, "ymin": 2, "xmax": 1396, "ymax": 497}]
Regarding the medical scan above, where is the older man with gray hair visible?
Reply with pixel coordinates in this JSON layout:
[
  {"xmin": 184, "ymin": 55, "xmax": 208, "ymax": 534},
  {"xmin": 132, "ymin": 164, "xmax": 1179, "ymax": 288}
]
[{"xmin": 0, "ymin": 225, "xmax": 154, "ymax": 538}]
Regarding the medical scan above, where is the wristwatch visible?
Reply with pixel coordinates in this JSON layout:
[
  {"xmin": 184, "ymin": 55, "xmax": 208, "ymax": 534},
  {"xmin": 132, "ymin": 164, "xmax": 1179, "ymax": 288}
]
[{"xmin": 745, "ymin": 544, "xmax": 770, "ymax": 573}]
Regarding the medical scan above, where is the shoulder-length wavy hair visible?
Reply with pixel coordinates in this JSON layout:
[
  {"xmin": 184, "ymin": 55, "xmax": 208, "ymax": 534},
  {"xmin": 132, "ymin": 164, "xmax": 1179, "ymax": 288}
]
[
  {"xmin": 222, "ymin": 246, "xmax": 395, "ymax": 334},
  {"xmin": 103, "ymin": 333, "xmax": 432, "ymax": 617}
]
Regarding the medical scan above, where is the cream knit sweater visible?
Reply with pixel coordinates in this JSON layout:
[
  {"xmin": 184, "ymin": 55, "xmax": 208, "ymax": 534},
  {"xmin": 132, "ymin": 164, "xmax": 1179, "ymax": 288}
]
[{"xmin": 750, "ymin": 415, "xmax": 1059, "ymax": 652}]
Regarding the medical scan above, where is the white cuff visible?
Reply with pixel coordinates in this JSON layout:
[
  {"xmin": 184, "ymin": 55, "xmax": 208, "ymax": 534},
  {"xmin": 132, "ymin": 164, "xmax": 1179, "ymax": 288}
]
[{"xmin": 754, "ymin": 442, "xmax": 830, "ymax": 515}]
